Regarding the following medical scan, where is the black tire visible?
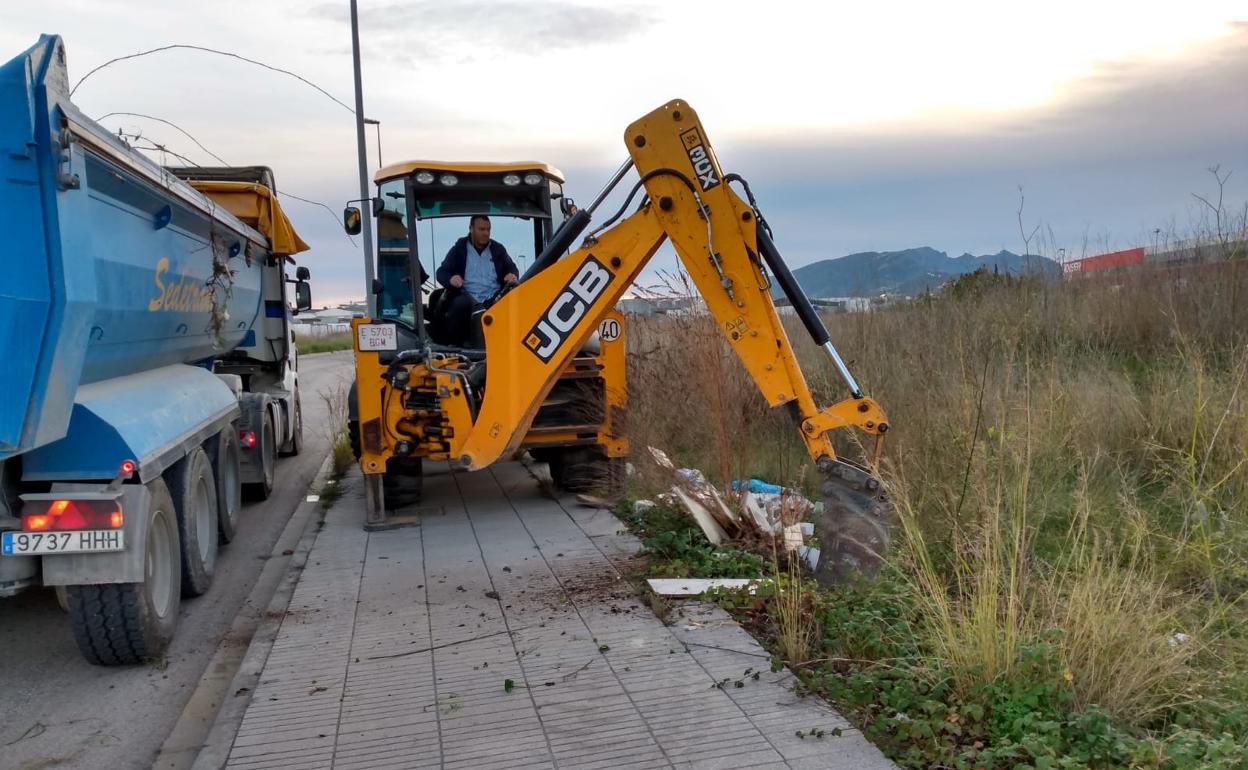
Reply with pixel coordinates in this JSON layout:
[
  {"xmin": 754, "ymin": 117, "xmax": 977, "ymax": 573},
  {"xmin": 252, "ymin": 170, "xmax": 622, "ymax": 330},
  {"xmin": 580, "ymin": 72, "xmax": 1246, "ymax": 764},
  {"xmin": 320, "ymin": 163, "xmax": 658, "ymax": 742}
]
[
  {"xmin": 168, "ymin": 448, "xmax": 219, "ymax": 597},
  {"xmin": 213, "ymin": 428, "xmax": 242, "ymax": 544},
  {"xmin": 382, "ymin": 457, "xmax": 423, "ymax": 511},
  {"xmin": 67, "ymin": 480, "xmax": 181, "ymax": 665},
  {"xmin": 244, "ymin": 410, "xmax": 276, "ymax": 501},
  {"xmin": 348, "ymin": 420, "xmax": 361, "ymax": 461},
  {"xmin": 549, "ymin": 447, "xmax": 623, "ymax": 496},
  {"xmin": 280, "ymin": 393, "xmax": 303, "ymax": 457}
]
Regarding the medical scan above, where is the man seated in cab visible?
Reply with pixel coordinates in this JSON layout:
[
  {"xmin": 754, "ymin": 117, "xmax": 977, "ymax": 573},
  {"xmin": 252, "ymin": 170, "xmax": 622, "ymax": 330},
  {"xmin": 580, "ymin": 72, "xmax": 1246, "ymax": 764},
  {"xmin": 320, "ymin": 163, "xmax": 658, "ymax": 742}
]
[{"xmin": 433, "ymin": 215, "xmax": 518, "ymax": 345}]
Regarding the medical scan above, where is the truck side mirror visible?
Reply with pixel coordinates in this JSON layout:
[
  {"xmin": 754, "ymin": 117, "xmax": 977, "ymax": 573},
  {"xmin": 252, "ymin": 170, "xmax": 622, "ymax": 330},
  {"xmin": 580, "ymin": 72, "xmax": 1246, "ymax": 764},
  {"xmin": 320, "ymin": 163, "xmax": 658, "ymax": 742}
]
[
  {"xmin": 560, "ymin": 197, "xmax": 577, "ymax": 216},
  {"xmin": 343, "ymin": 207, "xmax": 362, "ymax": 235},
  {"xmin": 295, "ymin": 280, "xmax": 312, "ymax": 312},
  {"xmin": 372, "ymin": 197, "xmax": 385, "ymax": 216},
  {"xmin": 296, "ymin": 266, "xmax": 311, "ymax": 281}
]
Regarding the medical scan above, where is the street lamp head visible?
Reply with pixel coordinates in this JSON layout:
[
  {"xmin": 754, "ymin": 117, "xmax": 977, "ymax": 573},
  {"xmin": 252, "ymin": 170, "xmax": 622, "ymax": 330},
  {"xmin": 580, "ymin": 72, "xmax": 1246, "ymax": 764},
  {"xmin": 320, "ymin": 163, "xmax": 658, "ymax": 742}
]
[{"xmin": 363, "ymin": 118, "xmax": 380, "ymax": 125}]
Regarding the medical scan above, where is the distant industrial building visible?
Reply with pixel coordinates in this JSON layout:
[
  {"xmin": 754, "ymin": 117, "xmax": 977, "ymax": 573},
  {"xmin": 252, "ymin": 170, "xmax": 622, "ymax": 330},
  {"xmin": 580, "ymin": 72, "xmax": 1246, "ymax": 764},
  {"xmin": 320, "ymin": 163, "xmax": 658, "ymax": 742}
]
[{"xmin": 1062, "ymin": 236, "xmax": 1246, "ymax": 279}]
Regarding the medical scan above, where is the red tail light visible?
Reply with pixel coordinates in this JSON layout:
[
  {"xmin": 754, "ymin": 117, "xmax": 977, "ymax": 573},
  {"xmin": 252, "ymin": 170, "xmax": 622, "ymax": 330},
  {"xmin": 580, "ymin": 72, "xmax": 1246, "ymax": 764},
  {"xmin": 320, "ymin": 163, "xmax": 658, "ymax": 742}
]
[
  {"xmin": 239, "ymin": 430, "xmax": 257, "ymax": 449},
  {"xmin": 22, "ymin": 500, "xmax": 124, "ymax": 532}
]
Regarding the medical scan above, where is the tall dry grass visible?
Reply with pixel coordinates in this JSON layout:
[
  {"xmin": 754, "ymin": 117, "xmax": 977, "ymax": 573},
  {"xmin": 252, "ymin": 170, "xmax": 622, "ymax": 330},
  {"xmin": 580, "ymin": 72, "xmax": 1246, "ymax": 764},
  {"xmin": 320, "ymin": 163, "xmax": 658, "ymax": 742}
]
[{"xmin": 625, "ymin": 259, "xmax": 1248, "ymax": 728}]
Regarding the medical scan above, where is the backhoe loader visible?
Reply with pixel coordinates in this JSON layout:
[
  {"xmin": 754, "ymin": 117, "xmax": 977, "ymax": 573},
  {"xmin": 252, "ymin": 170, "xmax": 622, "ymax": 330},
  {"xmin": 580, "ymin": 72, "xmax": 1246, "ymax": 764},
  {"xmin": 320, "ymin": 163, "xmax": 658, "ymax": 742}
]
[{"xmin": 343, "ymin": 99, "xmax": 892, "ymax": 579}]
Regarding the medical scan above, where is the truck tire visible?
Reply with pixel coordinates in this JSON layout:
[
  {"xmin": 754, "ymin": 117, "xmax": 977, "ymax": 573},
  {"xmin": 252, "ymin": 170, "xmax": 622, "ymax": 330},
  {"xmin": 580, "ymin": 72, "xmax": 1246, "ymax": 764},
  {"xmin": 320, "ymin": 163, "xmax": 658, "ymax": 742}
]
[
  {"xmin": 213, "ymin": 428, "xmax": 242, "ymax": 544},
  {"xmin": 168, "ymin": 448, "xmax": 219, "ymax": 597},
  {"xmin": 280, "ymin": 393, "xmax": 303, "ymax": 457},
  {"xmin": 244, "ymin": 410, "xmax": 276, "ymax": 501},
  {"xmin": 67, "ymin": 480, "xmax": 181, "ymax": 666}
]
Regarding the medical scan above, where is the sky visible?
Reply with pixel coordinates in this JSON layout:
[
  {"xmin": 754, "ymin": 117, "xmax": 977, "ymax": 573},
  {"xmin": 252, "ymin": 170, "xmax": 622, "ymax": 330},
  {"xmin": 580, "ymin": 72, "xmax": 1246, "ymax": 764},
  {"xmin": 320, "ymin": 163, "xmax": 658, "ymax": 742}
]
[{"xmin": 4, "ymin": 1, "xmax": 1246, "ymax": 305}]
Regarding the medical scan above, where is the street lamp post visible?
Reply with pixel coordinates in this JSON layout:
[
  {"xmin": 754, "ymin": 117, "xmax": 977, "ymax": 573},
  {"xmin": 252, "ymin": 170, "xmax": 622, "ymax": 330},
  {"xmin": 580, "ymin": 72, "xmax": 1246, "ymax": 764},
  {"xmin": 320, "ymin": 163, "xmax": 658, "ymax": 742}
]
[
  {"xmin": 349, "ymin": 0, "xmax": 377, "ymax": 318},
  {"xmin": 364, "ymin": 117, "xmax": 382, "ymax": 169}
]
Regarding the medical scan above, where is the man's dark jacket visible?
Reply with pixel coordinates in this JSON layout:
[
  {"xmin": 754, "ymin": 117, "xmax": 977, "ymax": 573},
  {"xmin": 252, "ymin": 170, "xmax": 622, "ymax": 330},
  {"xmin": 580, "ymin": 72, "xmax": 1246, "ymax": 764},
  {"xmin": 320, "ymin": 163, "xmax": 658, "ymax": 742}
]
[{"xmin": 435, "ymin": 237, "xmax": 519, "ymax": 291}]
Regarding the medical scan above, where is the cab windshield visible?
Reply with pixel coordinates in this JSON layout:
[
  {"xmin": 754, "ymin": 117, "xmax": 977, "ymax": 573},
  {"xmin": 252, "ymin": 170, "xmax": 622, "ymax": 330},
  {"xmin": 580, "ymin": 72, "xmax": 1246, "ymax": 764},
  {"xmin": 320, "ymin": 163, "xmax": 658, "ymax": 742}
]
[{"xmin": 374, "ymin": 175, "xmax": 558, "ymax": 325}]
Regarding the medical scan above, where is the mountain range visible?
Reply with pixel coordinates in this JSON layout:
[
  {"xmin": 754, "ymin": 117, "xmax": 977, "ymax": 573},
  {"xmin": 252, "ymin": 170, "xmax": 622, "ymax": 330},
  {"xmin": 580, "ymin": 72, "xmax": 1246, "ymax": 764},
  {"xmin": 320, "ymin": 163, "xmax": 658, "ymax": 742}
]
[{"xmin": 779, "ymin": 247, "xmax": 1060, "ymax": 298}]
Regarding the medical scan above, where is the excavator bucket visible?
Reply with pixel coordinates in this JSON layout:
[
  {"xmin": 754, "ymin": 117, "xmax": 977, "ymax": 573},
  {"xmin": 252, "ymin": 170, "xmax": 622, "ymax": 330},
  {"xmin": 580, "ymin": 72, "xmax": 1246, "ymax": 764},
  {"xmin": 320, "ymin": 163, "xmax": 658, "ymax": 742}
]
[{"xmin": 810, "ymin": 459, "xmax": 893, "ymax": 584}]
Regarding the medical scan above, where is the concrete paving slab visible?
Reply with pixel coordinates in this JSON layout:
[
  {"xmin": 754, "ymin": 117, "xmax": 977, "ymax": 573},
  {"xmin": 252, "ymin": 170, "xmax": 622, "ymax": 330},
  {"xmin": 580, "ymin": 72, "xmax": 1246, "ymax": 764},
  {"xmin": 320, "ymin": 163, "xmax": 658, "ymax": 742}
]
[{"xmin": 223, "ymin": 461, "xmax": 895, "ymax": 770}]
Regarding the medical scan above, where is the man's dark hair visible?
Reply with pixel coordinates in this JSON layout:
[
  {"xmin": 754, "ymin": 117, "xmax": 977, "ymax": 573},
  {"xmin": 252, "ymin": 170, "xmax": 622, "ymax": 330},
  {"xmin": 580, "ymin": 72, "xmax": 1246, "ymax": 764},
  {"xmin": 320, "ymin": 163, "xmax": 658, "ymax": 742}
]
[{"xmin": 469, "ymin": 214, "xmax": 490, "ymax": 229}]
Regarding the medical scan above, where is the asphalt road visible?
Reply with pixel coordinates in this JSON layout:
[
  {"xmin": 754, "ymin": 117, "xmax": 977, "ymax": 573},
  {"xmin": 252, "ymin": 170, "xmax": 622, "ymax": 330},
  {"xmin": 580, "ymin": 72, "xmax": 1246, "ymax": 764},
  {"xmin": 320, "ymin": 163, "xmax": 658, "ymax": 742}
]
[{"xmin": 0, "ymin": 351, "xmax": 353, "ymax": 770}]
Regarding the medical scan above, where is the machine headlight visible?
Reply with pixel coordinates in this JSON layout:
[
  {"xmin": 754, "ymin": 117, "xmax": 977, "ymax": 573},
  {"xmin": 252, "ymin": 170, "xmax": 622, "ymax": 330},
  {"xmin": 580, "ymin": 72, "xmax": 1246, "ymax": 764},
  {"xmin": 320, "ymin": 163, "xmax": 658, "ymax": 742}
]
[
  {"xmin": 439, "ymin": 173, "xmax": 458, "ymax": 186},
  {"xmin": 502, "ymin": 174, "xmax": 521, "ymax": 186},
  {"xmin": 523, "ymin": 173, "xmax": 543, "ymax": 186},
  {"xmin": 415, "ymin": 171, "xmax": 435, "ymax": 184}
]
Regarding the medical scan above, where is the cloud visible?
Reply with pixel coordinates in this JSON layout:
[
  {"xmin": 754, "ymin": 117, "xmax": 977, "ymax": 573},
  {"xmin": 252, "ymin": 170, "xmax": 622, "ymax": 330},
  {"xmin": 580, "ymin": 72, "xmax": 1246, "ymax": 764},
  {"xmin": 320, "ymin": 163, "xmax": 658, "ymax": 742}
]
[
  {"xmin": 697, "ymin": 24, "xmax": 1248, "ymax": 267},
  {"xmin": 304, "ymin": 1, "xmax": 653, "ymax": 60}
]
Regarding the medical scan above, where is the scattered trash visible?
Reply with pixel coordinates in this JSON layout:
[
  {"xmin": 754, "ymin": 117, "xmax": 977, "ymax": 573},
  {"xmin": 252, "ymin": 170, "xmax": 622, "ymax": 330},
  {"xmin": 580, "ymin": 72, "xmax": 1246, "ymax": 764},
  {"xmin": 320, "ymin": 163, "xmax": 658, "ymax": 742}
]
[
  {"xmin": 783, "ymin": 524, "xmax": 804, "ymax": 552},
  {"xmin": 632, "ymin": 499, "xmax": 657, "ymax": 515},
  {"xmin": 670, "ymin": 487, "xmax": 728, "ymax": 545},
  {"xmin": 798, "ymin": 545, "xmax": 821, "ymax": 571},
  {"xmin": 305, "ymin": 494, "xmax": 319, "ymax": 502},
  {"xmin": 1169, "ymin": 632, "xmax": 1192, "ymax": 647},
  {"xmin": 648, "ymin": 446, "xmax": 741, "ymax": 543},
  {"xmin": 647, "ymin": 578, "xmax": 767, "ymax": 596}
]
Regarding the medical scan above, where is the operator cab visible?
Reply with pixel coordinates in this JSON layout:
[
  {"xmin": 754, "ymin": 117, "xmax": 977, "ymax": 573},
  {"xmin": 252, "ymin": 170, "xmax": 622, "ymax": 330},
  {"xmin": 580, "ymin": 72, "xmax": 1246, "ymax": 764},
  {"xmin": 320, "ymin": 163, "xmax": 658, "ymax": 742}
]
[{"xmin": 347, "ymin": 161, "xmax": 572, "ymax": 350}]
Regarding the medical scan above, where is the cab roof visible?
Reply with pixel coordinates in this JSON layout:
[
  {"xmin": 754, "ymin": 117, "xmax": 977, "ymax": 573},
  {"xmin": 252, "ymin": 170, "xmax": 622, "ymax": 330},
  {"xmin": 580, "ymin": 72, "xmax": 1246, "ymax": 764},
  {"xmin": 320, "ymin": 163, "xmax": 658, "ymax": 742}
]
[{"xmin": 375, "ymin": 160, "xmax": 565, "ymax": 185}]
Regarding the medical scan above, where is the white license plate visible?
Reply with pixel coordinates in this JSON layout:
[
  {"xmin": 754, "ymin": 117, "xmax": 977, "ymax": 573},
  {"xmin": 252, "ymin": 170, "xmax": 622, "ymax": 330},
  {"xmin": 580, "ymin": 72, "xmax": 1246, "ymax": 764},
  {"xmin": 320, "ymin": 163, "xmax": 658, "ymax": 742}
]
[
  {"xmin": 2, "ymin": 530, "xmax": 125, "ymax": 556},
  {"xmin": 357, "ymin": 323, "xmax": 397, "ymax": 351}
]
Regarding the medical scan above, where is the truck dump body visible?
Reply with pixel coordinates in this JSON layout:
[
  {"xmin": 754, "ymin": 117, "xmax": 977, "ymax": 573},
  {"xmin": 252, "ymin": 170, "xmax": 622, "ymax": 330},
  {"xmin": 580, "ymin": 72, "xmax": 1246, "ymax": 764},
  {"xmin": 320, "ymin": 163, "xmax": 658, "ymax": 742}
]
[{"xmin": 0, "ymin": 35, "xmax": 304, "ymax": 472}]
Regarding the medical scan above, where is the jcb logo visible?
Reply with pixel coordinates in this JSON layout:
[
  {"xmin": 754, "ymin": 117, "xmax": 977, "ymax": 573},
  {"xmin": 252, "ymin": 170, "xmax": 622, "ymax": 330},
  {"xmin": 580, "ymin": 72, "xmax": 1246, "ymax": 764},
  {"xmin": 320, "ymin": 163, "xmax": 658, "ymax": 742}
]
[
  {"xmin": 524, "ymin": 256, "xmax": 614, "ymax": 362},
  {"xmin": 680, "ymin": 127, "xmax": 719, "ymax": 191}
]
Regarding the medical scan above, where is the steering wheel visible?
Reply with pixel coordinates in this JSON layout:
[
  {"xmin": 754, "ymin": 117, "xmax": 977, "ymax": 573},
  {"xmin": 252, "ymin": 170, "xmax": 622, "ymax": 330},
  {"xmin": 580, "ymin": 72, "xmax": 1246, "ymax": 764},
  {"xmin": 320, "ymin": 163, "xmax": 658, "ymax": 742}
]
[{"xmin": 483, "ymin": 277, "xmax": 519, "ymax": 309}]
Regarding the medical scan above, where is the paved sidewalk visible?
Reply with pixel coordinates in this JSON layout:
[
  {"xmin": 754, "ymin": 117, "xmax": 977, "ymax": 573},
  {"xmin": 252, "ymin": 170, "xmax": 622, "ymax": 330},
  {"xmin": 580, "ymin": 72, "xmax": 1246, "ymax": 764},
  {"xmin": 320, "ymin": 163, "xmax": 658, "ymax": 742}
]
[{"xmin": 222, "ymin": 461, "xmax": 896, "ymax": 770}]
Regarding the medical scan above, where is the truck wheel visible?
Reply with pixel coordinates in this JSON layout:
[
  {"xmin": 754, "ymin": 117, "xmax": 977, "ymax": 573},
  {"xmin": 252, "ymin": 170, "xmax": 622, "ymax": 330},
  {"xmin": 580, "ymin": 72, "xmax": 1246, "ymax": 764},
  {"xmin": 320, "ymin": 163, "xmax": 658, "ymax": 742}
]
[
  {"xmin": 244, "ymin": 411, "xmax": 277, "ymax": 501},
  {"xmin": 214, "ymin": 428, "xmax": 242, "ymax": 544},
  {"xmin": 280, "ymin": 394, "xmax": 303, "ymax": 457},
  {"xmin": 168, "ymin": 448, "xmax": 219, "ymax": 597},
  {"xmin": 67, "ymin": 480, "xmax": 181, "ymax": 666}
]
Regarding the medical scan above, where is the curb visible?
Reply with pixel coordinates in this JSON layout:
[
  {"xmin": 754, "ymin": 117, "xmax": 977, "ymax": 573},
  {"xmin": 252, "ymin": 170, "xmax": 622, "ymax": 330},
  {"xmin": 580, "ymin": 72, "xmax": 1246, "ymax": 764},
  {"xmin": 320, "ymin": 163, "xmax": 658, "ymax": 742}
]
[{"xmin": 154, "ymin": 451, "xmax": 337, "ymax": 770}]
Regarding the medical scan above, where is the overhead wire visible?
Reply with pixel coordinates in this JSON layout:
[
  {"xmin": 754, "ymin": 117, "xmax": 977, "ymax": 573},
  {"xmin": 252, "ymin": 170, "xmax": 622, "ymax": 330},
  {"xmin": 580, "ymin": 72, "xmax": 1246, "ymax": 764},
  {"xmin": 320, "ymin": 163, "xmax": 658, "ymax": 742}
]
[
  {"xmin": 71, "ymin": 44, "xmax": 355, "ymax": 114},
  {"xmin": 99, "ymin": 112, "xmax": 229, "ymax": 165},
  {"xmin": 111, "ymin": 120, "xmax": 357, "ymax": 247}
]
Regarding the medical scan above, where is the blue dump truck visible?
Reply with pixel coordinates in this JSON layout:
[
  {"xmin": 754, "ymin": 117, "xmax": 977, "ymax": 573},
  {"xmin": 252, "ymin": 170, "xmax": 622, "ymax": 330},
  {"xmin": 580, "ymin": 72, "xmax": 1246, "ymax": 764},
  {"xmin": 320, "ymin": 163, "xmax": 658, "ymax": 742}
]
[{"xmin": 1, "ymin": 35, "xmax": 314, "ymax": 664}]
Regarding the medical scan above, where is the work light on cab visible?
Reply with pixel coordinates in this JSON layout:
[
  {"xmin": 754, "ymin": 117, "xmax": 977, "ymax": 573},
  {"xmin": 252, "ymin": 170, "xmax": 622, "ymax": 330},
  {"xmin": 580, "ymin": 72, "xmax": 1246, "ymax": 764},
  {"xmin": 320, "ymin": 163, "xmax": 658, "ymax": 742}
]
[
  {"xmin": 502, "ymin": 173, "xmax": 521, "ymax": 186},
  {"xmin": 415, "ymin": 171, "xmax": 435, "ymax": 184},
  {"xmin": 523, "ymin": 173, "xmax": 542, "ymax": 185}
]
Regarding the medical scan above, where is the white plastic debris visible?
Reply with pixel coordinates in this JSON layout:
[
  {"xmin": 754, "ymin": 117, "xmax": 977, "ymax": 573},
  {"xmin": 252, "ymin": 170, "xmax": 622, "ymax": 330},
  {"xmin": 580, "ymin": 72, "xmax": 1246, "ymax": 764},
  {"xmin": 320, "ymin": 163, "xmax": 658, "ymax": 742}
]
[
  {"xmin": 633, "ymin": 499, "xmax": 657, "ymax": 514},
  {"xmin": 799, "ymin": 545, "xmax": 821, "ymax": 571},
  {"xmin": 647, "ymin": 578, "xmax": 766, "ymax": 596},
  {"xmin": 783, "ymin": 524, "xmax": 804, "ymax": 552},
  {"xmin": 1169, "ymin": 632, "xmax": 1192, "ymax": 647},
  {"xmin": 306, "ymin": 494, "xmax": 320, "ymax": 502}
]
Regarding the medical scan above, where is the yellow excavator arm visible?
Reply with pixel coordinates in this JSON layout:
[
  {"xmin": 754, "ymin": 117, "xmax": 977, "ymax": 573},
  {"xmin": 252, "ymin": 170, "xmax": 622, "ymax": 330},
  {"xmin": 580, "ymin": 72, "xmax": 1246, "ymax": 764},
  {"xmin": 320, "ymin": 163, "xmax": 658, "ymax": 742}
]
[{"xmin": 453, "ymin": 99, "xmax": 889, "ymax": 472}]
